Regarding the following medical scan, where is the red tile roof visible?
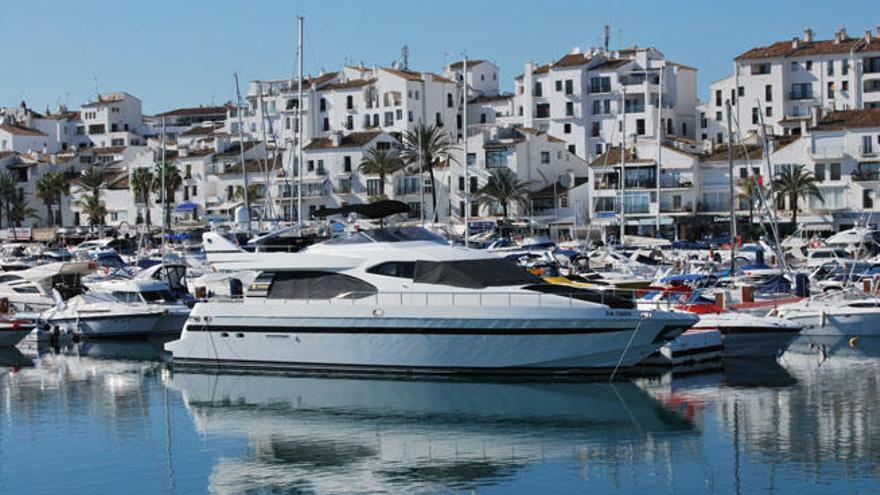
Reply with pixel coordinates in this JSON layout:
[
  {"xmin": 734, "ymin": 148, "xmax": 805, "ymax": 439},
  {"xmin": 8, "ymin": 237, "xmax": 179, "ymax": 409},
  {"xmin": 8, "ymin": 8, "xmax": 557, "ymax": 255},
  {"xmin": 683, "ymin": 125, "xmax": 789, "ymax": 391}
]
[
  {"xmin": 322, "ymin": 78, "xmax": 376, "ymax": 90},
  {"xmin": 735, "ymin": 35, "xmax": 878, "ymax": 61},
  {"xmin": 155, "ymin": 106, "xmax": 229, "ymax": 117},
  {"xmin": 0, "ymin": 124, "xmax": 46, "ymax": 137},
  {"xmin": 448, "ymin": 59, "xmax": 486, "ymax": 70},
  {"xmin": 813, "ymin": 109, "xmax": 880, "ymax": 131},
  {"xmin": 304, "ymin": 131, "xmax": 383, "ymax": 150}
]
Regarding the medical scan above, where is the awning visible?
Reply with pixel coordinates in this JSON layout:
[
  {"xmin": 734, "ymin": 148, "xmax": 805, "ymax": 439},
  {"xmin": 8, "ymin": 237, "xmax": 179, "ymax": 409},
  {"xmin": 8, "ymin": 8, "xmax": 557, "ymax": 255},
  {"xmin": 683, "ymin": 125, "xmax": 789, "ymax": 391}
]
[{"xmin": 175, "ymin": 202, "xmax": 198, "ymax": 212}]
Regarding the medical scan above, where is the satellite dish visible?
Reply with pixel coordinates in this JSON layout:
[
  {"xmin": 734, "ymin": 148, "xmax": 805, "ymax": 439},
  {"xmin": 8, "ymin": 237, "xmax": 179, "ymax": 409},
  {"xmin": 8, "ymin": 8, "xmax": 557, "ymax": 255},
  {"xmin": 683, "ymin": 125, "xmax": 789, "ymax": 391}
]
[{"xmin": 559, "ymin": 171, "xmax": 575, "ymax": 189}]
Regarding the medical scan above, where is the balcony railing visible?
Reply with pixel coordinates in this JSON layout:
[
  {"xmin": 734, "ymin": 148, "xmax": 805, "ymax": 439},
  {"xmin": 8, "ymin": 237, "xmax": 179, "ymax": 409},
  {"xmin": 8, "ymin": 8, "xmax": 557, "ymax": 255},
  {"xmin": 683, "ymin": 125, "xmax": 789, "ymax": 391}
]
[
  {"xmin": 811, "ymin": 146, "xmax": 846, "ymax": 160},
  {"xmin": 789, "ymin": 91, "xmax": 814, "ymax": 100}
]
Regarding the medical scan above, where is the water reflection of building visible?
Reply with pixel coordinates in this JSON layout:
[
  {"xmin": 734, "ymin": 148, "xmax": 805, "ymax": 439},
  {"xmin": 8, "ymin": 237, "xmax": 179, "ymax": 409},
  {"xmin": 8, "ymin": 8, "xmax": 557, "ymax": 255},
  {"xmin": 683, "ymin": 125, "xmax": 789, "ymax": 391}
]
[{"xmin": 167, "ymin": 373, "xmax": 695, "ymax": 494}]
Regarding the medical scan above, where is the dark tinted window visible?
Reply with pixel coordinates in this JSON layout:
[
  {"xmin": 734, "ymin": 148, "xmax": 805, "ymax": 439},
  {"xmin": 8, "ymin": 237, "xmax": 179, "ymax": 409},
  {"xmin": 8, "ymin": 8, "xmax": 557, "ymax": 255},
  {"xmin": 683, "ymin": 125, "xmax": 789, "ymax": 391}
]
[
  {"xmin": 414, "ymin": 259, "xmax": 540, "ymax": 289},
  {"xmin": 367, "ymin": 262, "xmax": 416, "ymax": 279},
  {"xmin": 266, "ymin": 271, "xmax": 377, "ymax": 299}
]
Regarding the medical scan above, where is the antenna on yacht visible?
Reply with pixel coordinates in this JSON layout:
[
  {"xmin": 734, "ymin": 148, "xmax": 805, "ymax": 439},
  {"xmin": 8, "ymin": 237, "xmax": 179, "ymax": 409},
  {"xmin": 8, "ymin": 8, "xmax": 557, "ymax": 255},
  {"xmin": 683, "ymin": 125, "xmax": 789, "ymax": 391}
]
[{"xmin": 233, "ymin": 72, "xmax": 251, "ymax": 236}]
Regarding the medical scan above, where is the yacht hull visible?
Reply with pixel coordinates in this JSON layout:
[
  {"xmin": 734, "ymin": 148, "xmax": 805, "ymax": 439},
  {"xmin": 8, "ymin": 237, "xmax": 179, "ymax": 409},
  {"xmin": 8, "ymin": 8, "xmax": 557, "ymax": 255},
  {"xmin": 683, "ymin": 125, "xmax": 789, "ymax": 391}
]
[
  {"xmin": 46, "ymin": 312, "xmax": 172, "ymax": 339},
  {"xmin": 691, "ymin": 313, "xmax": 801, "ymax": 358},
  {"xmin": 167, "ymin": 302, "xmax": 696, "ymax": 374},
  {"xmin": 0, "ymin": 328, "xmax": 31, "ymax": 346},
  {"xmin": 783, "ymin": 310, "xmax": 880, "ymax": 337}
]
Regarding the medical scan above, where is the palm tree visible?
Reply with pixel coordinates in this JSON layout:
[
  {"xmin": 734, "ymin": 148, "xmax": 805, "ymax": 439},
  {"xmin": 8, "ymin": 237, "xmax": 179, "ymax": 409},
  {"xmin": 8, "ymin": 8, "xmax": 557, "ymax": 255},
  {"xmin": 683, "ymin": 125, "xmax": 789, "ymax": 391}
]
[
  {"xmin": 773, "ymin": 164, "xmax": 823, "ymax": 227},
  {"xmin": 358, "ymin": 148, "xmax": 404, "ymax": 200},
  {"xmin": 9, "ymin": 195, "xmax": 39, "ymax": 227},
  {"xmin": 130, "ymin": 167, "xmax": 154, "ymax": 227},
  {"xmin": 0, "ymin": 172, "xmax": 16, "ymax": 229},
  {"xmin": 151, "ymin": 161, "xmax": 183, "ymax": 228},
  {"xmin": 74, "ymin": 195, "xmax": 107, "ymax": 227},
  {"xmin": 401, "ymin": 124, "xmax": 458, "ymax": 220},
  {"xmin": 77, "ymin": 166, "xmax": 109, "ymax": 202},
  {"xmin": 474, "ymin": 169, "xmax": 532, "ymax": 218},
  {"xmin": 34, "ymin": 171, "xmax": 65, "ymax": 227},
  {"xmin": 738, "ymin": 175, "xmax": 765, "ymax": 241},
  {"xmin": 234, "ymin": 183, "xmax": 263, "ymax": 202}
]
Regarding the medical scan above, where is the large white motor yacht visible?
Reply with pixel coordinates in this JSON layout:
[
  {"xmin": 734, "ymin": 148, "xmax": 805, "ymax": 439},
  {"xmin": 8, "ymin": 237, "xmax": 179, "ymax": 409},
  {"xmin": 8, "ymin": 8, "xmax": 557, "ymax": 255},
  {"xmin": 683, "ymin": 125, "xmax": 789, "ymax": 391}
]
[
  {"xmin": 0, "ymin": 261, "xmax": 93, "ymax": 312},
  {"xmin": 166, "ymin": 227, "xmax": 697, "ymax": 374}
]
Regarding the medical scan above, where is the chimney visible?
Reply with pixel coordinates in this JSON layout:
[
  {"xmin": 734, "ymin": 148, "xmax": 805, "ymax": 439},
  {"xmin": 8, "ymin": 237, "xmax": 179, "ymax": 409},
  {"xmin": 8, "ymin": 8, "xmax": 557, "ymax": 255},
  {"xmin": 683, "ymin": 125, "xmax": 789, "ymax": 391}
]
[
  {"xmin": 179, "ymin": 146, "xmax": 189, "ymax": 158},
  {"xmin": 867, "ymin": 30, "xmax": 874, "ymax": 44},
  {"xmin": 834, "ymin": 27, "xmax": 847, "ymax": 44},
  {"xmin": 803, "ymin": 27, "xmax": 813, "ymax": 43},
  {"xmin": 792, "ymin": 37, "xmax": 800, "ymax": 49},
  {"xmin": 330, "ymin": 131, "xmax": 342, "ymax": 147}
]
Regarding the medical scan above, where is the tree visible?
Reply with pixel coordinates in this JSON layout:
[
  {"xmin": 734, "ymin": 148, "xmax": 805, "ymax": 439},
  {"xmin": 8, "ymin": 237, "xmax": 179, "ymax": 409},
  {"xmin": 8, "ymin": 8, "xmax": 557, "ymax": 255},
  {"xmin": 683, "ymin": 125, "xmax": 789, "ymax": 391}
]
[
  {"xmin": 74, "ymin": 194, "xmax": 107, "ymax": 227},
  {"xmin": 0, "ymin": 172, "xmax": 15, "ymax": 229},
  {"xmin": 358, "ymin": 148, "xmax": 404, "ymax": 198},
  {"xmin": 773, "ymin": 164, "xmax": 823, "ymax": 227},
  {"xmin": 34, "ymin": 171, "xmax": 65, "ymax": 227},
  {"xmin": 9, "ymin": 195, "xmax": 39, "ymax": 227},
  {"xmin": 130, "ymin": 167, "xmax": 154, "ymax": 227},
  {"xmin": 401, "ymin": 124, "xmax": 458, "ymax": 221},
  {"xmin": 738, "ymin": 175, "xmax": 765, "ymax": 241},
  {"xmin": 151, "ymin": 161, "xmax": 183, "ymax": 228},
  {"xmin": 234, "ymin": 183, "xmax": 263, "ymax": 202},
  {"xmin": 77, "ymin": 166, "xmax": 109, "ymax": 201},
  {"xmin": 474, "ymin": 168, "xmax": 532, "ymax": 218}
]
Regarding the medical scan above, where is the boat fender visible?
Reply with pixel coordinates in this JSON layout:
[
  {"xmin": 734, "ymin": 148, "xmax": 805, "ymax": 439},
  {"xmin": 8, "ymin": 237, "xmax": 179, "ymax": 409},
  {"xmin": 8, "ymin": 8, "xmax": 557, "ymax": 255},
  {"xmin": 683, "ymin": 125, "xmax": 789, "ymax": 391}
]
[
  {"xmin": 849, "ymin": 336, "xmax": 859, "ymax": 348},
  {"xmin": 819, "ymin": 310, "xmax": 826, "ymax": 328},
  {"xmin": 372, "ymin": 308, "xmax": 384, "ymax": 318}
]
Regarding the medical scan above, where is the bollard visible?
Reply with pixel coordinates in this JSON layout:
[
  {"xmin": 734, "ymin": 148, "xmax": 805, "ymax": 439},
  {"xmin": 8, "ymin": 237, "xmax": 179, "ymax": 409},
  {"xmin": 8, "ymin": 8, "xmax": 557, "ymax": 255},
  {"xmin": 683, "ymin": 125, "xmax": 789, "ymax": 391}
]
[{"xmin": 742, "ymin": 285, "xmax": 754, "ymax": 303}]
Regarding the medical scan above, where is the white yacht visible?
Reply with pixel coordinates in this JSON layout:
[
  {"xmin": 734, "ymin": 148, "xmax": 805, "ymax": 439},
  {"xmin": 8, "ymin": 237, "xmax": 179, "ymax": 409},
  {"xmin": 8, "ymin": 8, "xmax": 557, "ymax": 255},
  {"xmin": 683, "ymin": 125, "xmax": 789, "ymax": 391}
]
[
  {"xmin": 775, "ymin": 289, "xmax": 880, "ymax": 337},
  {"xmin": 0, "ymin": 261, "xmax": 93, "ymax": 312},
  {"xmin": 40, "ymin": 265, "xmax": 191, "ymax": 339},
  {"xmin": 166, "ymin": 227, "xmax": 697, "ymax": 374},
  {"xmin": 0, "ymin": 317, "xmax": 36, "ymax": 346}
]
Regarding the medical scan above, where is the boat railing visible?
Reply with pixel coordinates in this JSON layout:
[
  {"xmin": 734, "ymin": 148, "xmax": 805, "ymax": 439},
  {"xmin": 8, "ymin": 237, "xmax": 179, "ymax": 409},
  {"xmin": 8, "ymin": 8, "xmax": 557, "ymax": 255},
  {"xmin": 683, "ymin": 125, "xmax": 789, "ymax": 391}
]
[{"xmin": 222, "ymin": 290, "xmax": 648, "ymax": 310}]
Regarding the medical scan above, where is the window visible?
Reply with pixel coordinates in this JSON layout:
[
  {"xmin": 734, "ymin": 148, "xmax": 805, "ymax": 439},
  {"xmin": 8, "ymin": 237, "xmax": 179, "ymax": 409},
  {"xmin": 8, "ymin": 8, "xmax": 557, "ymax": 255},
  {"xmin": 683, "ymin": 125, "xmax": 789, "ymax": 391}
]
[
  {"xmin": 565, "ymin": 101, "xmax": 574, "ymax": 116},
  {"xmin": 458, "ymin": 177, "xmax": 465, "ymax": 191},
  {"xmin": 367, "ymin": 261, "xmax": 417, "ymax": 279},
  {"xmin": 717, "ymin": 132, "xmax": 723, "ymax": 143},
  {"xmin": 790, "ymin": 83, "xmax": 812, "ymax": 100},
  {"xmin": 827, "ymin": 61, "xmax": 834, "ymax": 76},
  {"xmin": 384, "ymin": 112, "xmax": 393, "ymax": 127},
  {"xmin": 738, "ymin": 86, "xmax": 745, "ymax": 97},
  {"xmin": 343, "ymin": 156, "xmax": 352, "ymax": 173},
  {"xmin": 540, "ymin": 151, "xmax": 550, "ymax": 164},
  {"xmin": 266, "ymin": 271, "xmax": 377, "ymax": 300},
  {"xmin": 592, "ymin": 100, "xmax": 601, "ymax": 115},
  {"xmin": 408, "ymin": 111, "xmax": 413, "ymax": 122},
  {"xmin": 307, "ymin": 160, "xmax": 315, "ymax": 172},
  {"xmin": 865, "ymin": 190, "xmax": 875, "ymax": 209},
  {"xmin": 568, "ymin": 144, "xmax": 576, "ymax": 155},
  {"xmin": 716, "ymin": 111, "xmax": 722, "ymax": 121},
  {"xmin": 447, "ymin": 93, "xmax": 454, "ymax": 108},
  {"xmin": 466, "ymin": 153, "xmax": 476, "ymax": 166},
  {"xmin": 320, "ymin": 98, "xmax": 326, "ymax": 112},
  {"xmin": 863, "ymin": 135, "xmax": 874, "ymax": 154},
  {"xmin": 485, "ymin": 150, "xmax": 507, "ymax": 169},
  {"xmin": 843, "ymin": 59, "xmax": 850, "ymax": 76},
  {"xmin": 765, "ymin": 85, "xmax": 773, "ymax": 102},
  {"xmin": 791, "ymin": 61, "xmax": 799, "ymax": 72},
  {"xmin": 667, "ymin": 119, "xmax": 673, "ymax": 135},
  {"xmin": 752, "ymin": 107, "xmax": 759, "ymax": 124},
  {"xmin": 815, "ymin": 163, "xmax": 826, "ymax": 181},
  {"xmin": 480, "ymin": 113, "xmax": 487, "ymax": 124},
  {"xmin": 806, "ymin": 60, "xmax": 813, "ymax": 71},
  {"xmin": 323, "ymin": 118, "xmax": 330, "ymax": 131},
  {"xmin": 565, "ymin": 79, "xmax": 574, "ymax": 95},
  {"xmin": 700, "ymin": 112, "xmax": 707, "ymax": 128},
  {"xmin": 591, "ymin": 122, "xmax": 600, "ymax": 137},
  {"xmin": 533, "ymin": 82, "xmax": 543, "ymax": 97},
  {"xmin": 842, "ymin": 81, "xmax": 849, "ymax": 91},
  {"xmin": 435, "ymin": 113, "xmax": 443, "ymax": 126},
  {"xmin": 555, "ymin": 80, "xmax": 562, "ymax": 92},
  {"xmin": 830, "ymin": 162, "xmax": 841, "ymax": 180},
  {"xmin": 828, "ymin": 82, "xmax": 835, "ymax": 99},
  {"xmin": 766, "ymin": 106, "xmax": 773, "ymax": 117},
  {"xmin": 470, "ymin": 177, "xmax": 478, "ymax": 195},
  {"xmin": 346, "ymin": 116, "xmax": 354, "ymax": 130},
  {"xmin": 715, "ymin": 90, "xmax": 722, "ymax": 106},
  {"xmin": 535, "ymin": 103, "xmax": 550, "ymax": 118},
  {"xmin": 740, "ymin": 167, "xmax": 748, "ymax": 179},
  {"xmin": 366, "ymin": 178, "xmax": 383, "ymax": 196},
  {"xmin": 564, "ymin": 123, "xmax": 571, "ymax": 134},
  {"xmin": 636, "ymin": 118, "xmax": 645, "ymax": 135},
  {"xmin": 346, "ymin": 95, "xmax": 354, "ymax": 110},
  {"xmin": 590, "ymin": 77, "xmax": 611, "ymax": 94},
  {"xmin": 594, "ymin": 144, "xmax": 603, "ymax": 156}
]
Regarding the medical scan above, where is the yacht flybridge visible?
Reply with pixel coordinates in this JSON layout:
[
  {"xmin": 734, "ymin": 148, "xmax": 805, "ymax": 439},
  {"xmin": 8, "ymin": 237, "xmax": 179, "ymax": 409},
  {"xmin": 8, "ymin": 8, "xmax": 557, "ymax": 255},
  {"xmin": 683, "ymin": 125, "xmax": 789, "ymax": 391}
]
[{"xmin": 166, "ymin": 227, "xmax": 697, "ymax": 374}]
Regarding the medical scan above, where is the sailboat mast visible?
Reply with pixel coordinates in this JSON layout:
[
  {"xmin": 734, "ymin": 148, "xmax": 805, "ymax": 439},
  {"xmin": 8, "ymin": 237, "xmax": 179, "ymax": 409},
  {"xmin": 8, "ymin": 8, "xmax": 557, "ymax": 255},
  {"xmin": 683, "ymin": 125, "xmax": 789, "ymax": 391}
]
[
  {"xmin": 655, "ymin": 63, "xmax": 664, "ymax": 235},
  {"xmin": 462, "ymin": 54, "xmax": 469, "ymax": 247},
  {"xmin": 726, "ymin": 100, "xmax": 736, "ymax": 273},
  {"xmin": 619, "ymin": 87, "xmax": 626, "ymax": 243},
  {"xmin": 256, "ymin": 80, "xmax": 272, "ymax": 220},
  {"xmin": 233, "ymin": 72, "xmax": 251, "ymax": 235},
  {"xmin": 160, "ymin": 116, "xmax": 167, "ymax": 254},
  {"xmin": 297, "ymin": 16, "xmax": 304, "ymax": 226}
]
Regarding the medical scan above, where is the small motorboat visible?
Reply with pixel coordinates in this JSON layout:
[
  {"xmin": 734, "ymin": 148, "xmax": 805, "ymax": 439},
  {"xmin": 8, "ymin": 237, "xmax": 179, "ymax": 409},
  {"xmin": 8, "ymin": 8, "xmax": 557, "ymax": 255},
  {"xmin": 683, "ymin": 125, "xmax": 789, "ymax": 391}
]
[{"xmin": 0, "ymin": 316, "xmax": 36, "ymax": 347}]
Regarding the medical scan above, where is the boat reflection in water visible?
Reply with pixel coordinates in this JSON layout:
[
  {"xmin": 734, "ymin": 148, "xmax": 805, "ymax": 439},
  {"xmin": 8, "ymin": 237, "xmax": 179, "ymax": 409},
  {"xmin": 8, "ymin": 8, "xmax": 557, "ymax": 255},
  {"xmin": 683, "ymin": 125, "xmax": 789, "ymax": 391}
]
[{"xmin": 166, "ymin": 372, "xmax": 695, "ymax": 494}]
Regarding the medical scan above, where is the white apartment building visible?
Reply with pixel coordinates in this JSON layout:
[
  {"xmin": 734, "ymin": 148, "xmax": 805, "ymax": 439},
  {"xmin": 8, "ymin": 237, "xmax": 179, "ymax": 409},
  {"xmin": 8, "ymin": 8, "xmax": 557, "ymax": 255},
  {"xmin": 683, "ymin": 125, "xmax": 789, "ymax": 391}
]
[
  {"xmin": 0, "ymin": 124, "xmax": 49, "ymax": 154},
  {"xmin": 506, "ymin": 46, "xmax": 697, "ymax": 163},
  {"xmin": 703, "ymin": 25, "xmax": 880, "ymax": 142},
  {"xmin": 444, "ymin": 59, "xmax": 500, "ymax": 98},
  {"xmin": 79, "ymin": 92, "xmax": 145, "ymax": 148}
]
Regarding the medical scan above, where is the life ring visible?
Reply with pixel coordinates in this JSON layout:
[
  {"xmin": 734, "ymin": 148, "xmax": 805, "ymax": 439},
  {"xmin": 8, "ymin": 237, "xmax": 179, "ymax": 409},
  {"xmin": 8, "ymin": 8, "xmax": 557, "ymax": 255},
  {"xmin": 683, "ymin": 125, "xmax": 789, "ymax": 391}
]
[{"xmin": 849, "ymin": 336, "xmax": 859, "ymax": 348}]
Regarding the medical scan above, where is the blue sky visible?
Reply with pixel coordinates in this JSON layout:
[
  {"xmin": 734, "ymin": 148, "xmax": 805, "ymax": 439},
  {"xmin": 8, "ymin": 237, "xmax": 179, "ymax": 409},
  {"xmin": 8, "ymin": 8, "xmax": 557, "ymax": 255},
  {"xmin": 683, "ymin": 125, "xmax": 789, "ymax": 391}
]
[{"xmin": 3, "ymin": 0, "xmax": 877, "ymax": 114}]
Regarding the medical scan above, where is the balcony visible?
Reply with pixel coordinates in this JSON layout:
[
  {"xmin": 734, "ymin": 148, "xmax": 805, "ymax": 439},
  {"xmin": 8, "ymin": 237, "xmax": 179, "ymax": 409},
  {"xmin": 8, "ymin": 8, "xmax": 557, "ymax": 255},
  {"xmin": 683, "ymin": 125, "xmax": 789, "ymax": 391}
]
[
  {"xmin": 811, "ymin": 145, "xmax": 846, "ymax": 160},
  {"xmin": 788, "ymin": 91, "xmax": 814, "ymax": 101}
]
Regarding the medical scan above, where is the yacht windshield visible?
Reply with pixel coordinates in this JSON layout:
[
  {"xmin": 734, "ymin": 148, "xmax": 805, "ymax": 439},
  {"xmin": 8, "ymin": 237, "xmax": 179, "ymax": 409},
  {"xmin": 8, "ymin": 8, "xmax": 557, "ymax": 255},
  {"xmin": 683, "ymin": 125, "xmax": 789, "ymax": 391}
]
[
  {"xmin": 324, "ymin": 227, "xmax": 447, "ymax": 245},
  {"xmin": 413, "ymin": 259, "xmax": 541, "ymax": 289}
]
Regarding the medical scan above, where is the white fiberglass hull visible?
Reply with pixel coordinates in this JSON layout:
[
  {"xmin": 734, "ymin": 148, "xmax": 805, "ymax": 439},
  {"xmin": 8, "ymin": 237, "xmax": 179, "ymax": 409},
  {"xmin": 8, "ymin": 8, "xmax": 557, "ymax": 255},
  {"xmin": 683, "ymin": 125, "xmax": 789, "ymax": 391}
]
[
  {"xmin": 780, "ymin": 307, "xmax": 880, "ymax": 337},
  {"xmin": 691, "ymin": 312, "xmax": 801, "ymax": 358},
  {"xmin": 166, "ymin": 300, "xmax": 696, "ymax": 374}
]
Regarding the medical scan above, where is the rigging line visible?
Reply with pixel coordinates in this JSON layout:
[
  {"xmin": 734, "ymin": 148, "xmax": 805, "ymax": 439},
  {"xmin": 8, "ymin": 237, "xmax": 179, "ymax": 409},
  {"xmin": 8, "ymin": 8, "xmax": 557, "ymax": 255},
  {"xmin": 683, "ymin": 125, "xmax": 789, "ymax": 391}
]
[{"xmin": 609, "ymin": 314, "xmax": 643, "ymax": 381}]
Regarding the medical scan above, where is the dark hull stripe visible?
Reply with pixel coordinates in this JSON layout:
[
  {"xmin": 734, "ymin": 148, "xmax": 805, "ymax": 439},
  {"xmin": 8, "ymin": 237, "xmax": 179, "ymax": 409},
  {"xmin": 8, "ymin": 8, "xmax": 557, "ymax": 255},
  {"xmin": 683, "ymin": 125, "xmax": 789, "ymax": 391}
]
[
  {"xmin": 185, "ymin": 324, "xmax": 670, "ymax": 336},
  {"xmin": 171, "ymin": 356, "xmax": 625, "ymax": 375},
  {"xmin": 670, "ymin": 345, "xmax": 724, "ymax": 358},
  {"xmin": 692, "ymin": 326, "xmax": 800, "ymax": 335}
]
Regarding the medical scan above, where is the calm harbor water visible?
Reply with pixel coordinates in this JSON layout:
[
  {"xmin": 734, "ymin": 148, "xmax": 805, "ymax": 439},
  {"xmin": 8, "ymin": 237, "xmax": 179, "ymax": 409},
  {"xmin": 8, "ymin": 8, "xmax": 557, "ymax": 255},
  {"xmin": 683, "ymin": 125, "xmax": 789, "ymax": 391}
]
[{"xmin": 1, "ymin": 337, "xmax": 879, "ymax": 494}]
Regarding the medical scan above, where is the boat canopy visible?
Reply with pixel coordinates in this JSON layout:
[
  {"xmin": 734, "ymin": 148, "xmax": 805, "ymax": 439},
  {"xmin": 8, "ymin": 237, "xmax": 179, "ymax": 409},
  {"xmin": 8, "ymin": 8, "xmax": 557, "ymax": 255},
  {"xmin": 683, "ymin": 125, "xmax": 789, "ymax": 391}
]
[
  {"xmin": 322, "ymin": 227, "xmax": 447, "ymax": 245},
  {"xmin": 314, "ymin": 200, "xmax": 409, "ymax": 219}
]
